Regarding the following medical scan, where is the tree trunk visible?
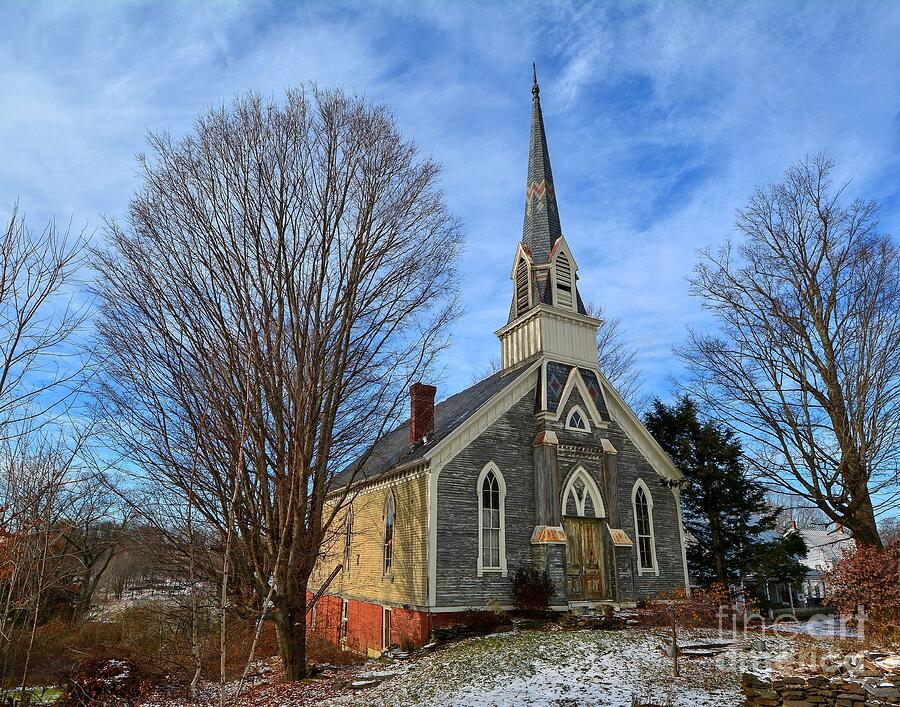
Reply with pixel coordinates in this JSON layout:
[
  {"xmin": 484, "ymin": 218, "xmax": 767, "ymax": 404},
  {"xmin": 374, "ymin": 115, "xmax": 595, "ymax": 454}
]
[
  {"xmin": 274, "ymin": 602, "xmax": 308, "ymax": 681},
  {"xmin": 845, "ymin": 492, "xmax": 882, "ymax": 548}
]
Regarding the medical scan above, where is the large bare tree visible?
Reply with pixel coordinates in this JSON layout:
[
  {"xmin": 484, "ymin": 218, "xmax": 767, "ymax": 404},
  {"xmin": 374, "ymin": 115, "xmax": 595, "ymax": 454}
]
[
  {"xmin": 683, "ymin": 154, "xmax": 900, "ymax": 547},
  {"xmin": 94, "ymin": 86, "xmax": 462, "ymax": 679},
  {"xmin": 0, "ymin": 206, "xmax": 87, "ymax": 438}
]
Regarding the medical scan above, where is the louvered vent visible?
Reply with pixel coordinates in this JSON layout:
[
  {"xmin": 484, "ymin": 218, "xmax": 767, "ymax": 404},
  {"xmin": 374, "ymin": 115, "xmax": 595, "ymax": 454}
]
[
  {"xmin": 555, "ymin": 253, "xmax": 573, "ymax": 309},
  {"xmin": 515, "ymin": 259, "xmax": 530, "ymax": 316}
]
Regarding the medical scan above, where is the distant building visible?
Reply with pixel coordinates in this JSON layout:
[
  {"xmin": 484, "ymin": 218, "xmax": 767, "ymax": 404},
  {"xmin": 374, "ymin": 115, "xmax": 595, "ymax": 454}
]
[
  {"xmin": 306, "ymin": 72, "xmax": 690, "ymax": 657},
  {"xmin": 793, "ymin": 525, "xmax": 854, "ymax": 606},
  {"xmin": 765, "ymin": 524, "xmax": 854, "ymax": 608}
]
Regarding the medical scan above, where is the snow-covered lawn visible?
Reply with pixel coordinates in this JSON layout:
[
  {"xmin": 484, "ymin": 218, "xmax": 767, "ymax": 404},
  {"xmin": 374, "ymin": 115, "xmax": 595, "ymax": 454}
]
[
  {"xmin": 332, "ymin": 628, "xmax": 802, "ymax": 707},
  {"xmin": 137, "ymin": 624, "xmax": 857, "ymax": 706}
]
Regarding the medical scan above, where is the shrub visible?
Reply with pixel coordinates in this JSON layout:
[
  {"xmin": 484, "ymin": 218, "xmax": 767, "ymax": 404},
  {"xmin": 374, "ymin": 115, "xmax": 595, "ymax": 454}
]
[
  {"xmin": 457, "ymin": 608, "xmax": 501, "ymax": 631},
  {"xmin": 640, "ymin": 582, "xmax": 735, "ymax": 629},
  {"xmin": 59, "ymin": 657, "xmax": 155, "ymax": 706},
  {"xmin": 510, "ymin": 566, "xmax": 553, "ymax": 611},
  {"xmin": 824, "ymin": 540, "xmax": 900, "ymax": 645},
  {"xmin": 306, "ymin": 634, "xmax": 361, "ymax": 666}
]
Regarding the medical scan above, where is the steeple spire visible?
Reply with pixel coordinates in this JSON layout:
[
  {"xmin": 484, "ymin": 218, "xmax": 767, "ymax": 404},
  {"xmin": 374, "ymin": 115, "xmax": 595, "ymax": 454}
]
[{"xmin": 523, "ymin": 64, "xmax": 562, "ymax": 264}]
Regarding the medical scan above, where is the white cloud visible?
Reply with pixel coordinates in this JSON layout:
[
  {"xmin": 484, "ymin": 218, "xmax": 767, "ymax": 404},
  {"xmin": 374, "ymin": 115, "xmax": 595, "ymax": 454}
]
[{"xmin": 1, "ymin": 0, "xmax": 899, "ymax": 401}]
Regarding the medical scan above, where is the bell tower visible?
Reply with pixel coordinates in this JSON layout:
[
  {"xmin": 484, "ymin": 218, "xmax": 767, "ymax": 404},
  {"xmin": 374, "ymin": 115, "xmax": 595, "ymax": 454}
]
[{"xmin": 497, "ymin": 67, "xmax": 601, "ymax": 369}]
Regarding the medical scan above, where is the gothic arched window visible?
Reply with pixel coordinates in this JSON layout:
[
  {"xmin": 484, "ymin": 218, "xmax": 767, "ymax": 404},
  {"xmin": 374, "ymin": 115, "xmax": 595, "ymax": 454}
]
[
  {"xmin": 477, "ymin": 463, "xmax": 507, "ymax": 575},
  {"xmin": 565, "ymin": 405, "xmax": 590, "ymax": 432},
  {"xmin": 632, "ymin": 480, "xmax": 657, "ymax": 573},
  {"xmin": 562, "ymin": 466, "xmax": 605, "ymax": 518}
]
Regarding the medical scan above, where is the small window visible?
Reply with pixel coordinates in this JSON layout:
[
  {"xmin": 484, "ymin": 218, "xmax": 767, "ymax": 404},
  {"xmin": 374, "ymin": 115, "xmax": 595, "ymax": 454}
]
[
  {"xmin": 383, "ymin": 493, "xmax": 395, "ymax": 575},
  {"xmin": 340, "ymin": 599, "xmax": 349, "ymax": 643},
  {"xmin": 565, "ymin": 405, "xmax": 590, "ymax": 432},
  {"xmin": 343, "ymin": 507, "xmax": 353, "ymax": 573},
  {"xmin": 382, "ymin": 607, "xmax": 392, "ymax": 649}
]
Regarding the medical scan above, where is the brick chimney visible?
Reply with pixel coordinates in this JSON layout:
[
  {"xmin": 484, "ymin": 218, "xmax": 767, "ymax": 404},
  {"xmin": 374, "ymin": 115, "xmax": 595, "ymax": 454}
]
[{"xmin": 409, "ymin": 382, "xmax": 436, "ymax": 445}]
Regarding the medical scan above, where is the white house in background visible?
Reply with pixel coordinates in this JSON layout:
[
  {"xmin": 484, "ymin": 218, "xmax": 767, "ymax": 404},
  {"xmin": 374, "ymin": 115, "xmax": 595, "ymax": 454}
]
[{"xmin": 792, "ymin": 525, "xmax": 854, "ymax": 606}]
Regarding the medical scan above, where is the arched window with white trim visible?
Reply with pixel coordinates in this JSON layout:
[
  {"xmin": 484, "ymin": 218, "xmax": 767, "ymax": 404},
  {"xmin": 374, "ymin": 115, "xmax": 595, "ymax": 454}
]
[
  {"xmin": 562, "ymin": 466, "xmax": 605, "ymax": 518},
  {"xmin": 477, "ymin": 463, "xmax": 507, "ymax": 576},
  {"xmin": 565, "ymin": 405, "xmax": 590, "ymax": 432},
  {"xmin": 632, "ymin": 480, "xmax": 658, "ymax": 574},
  {"xmin": 383, "ymin": 493, "xmax": 395, "ymax": 575},
  {"xmin": 554, "ymin": 252, "xmax": 574, "ymax": 310}
]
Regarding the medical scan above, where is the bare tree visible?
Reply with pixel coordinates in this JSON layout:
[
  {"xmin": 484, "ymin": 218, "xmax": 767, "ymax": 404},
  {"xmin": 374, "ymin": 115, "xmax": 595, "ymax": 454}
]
[
  {"xmin": 682, "ymin": 154, "xmax": 900, "ymax": 547},
  {"xmin": 0, "ymin": 205, "xmax": 88, "ymax": 438},
  {"xmin": 588, "ymin": 302, "xmax": 644, "ymax": 408},
  {"xmin": 58, "ymin": 477, "xmax": 127, "ymax": 621},
  {"xmin": 880, "ymin": 516, "xmax": 900, "ymax": 544},
  {"xmin": 0, "ymin": 432, "xmax": 85, "ymax": 691},
  {"xmin": 93, "ymin": 86, "xmax": 462, "ymax": 680},
  {"xmin": 769, "ymin": 492, "xmax": 829, "ymax": 532}
]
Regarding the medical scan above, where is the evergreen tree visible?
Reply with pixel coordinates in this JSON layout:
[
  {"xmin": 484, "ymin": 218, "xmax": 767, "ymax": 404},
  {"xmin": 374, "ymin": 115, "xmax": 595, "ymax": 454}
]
[{"xmin": 645, "ymin": 396, "xmax": 807, "ymax": 594}]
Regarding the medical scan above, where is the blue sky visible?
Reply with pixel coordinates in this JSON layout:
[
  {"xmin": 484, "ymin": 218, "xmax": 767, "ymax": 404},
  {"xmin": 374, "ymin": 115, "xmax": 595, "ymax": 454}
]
[{"xmin": 2, "ymin": 1, "xmax": 900, "ymax": 405}]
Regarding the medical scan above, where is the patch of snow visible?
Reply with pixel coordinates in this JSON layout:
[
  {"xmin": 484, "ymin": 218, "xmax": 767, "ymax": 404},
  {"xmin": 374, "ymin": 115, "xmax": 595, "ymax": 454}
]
[
  {"xmin": 769, "ymin": 615, "xmax": 858, "ymax": 638},
  {"xmin": 329, "ymin": 629, "xmax": 804, "ymax": 707}
]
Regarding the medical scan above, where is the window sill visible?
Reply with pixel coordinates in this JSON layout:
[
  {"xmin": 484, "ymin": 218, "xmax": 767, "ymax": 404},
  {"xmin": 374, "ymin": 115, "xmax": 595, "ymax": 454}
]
[
  {"xmin": 477, "ymin": 567, "xmax": 507, "ymax": 577},
  {"xmin": 636, "ymin": 568, "xmax": 660, "ymax": 577}
]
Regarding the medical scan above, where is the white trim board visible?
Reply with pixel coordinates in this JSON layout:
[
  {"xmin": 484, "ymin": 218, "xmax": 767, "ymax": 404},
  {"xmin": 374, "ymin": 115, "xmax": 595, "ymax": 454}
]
[{"xmin": 426, "ymin": 361, "xmax": 541, "ymax": 606}]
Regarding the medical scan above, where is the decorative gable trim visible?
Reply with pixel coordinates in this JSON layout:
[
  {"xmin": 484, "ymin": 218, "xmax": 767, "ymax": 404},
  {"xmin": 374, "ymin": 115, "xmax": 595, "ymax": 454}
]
[
  {"xmin": 553, "ymin": 367, "xmax": 606, "ymax": 428},
  {"xmin": 549, "ymin": 236, "xmax": 578, "ymax": 312},
  {"xmin": 594, "ymin": 368, "xmax": 683, "ymax": 482},
  {"xmin": 561, "ymin": 465, "xmax": 606, "ymax": 519}
]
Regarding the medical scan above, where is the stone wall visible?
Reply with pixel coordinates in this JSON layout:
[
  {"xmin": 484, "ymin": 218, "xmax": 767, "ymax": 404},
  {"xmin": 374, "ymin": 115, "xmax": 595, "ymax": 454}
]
[{"xmin": 742, "ymin": 672, "xmax": 900, "ymax": 706}]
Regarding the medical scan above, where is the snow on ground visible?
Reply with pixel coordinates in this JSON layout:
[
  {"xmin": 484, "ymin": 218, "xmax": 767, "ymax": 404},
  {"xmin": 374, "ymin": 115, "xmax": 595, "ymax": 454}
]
[
  {"xmin": 768, "ymin": 613, "xmax": 858, "ymax": 638},
  {"xmin": 331, "ymin": 628, "xmax": 801, "ymax": 707},
  {"xmin": 135, "ymin": 625, "xmax": 854, "ymax": 706}
]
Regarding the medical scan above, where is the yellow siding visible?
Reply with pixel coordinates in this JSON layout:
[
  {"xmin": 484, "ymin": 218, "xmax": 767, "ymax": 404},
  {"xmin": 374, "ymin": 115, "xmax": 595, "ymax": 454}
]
[{"xmin": 311, "ymin": 471, "xmax": 429, "ymax": 607}]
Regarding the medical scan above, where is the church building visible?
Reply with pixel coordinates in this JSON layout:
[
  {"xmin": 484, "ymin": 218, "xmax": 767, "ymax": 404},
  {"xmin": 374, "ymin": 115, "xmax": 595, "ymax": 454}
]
[{"xmin": 307, "ymin": 74, "xmax": 690, "ymax": 657}]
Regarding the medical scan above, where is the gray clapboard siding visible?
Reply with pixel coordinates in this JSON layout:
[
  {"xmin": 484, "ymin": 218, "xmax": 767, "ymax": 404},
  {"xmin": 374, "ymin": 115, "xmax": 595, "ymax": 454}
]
[{"xmin": 435, "ymin": 387, "xmax": 538, "ymax": 607}]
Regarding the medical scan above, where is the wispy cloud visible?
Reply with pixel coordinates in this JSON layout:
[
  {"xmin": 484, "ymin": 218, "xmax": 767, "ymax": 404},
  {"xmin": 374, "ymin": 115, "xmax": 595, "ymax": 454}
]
[{"xmin": 1, "ymin": 0, "xmax": 899, "ymax": 402}]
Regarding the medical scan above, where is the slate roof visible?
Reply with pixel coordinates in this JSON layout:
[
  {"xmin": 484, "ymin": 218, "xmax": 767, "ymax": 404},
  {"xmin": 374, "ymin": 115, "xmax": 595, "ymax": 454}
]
[
  {"xmin": 509, "ymin": 72, "xmax": 588, "ymax": 322},
  {"xmin": 522, "ymin": 70, "xmax": 562, "ymax": 265},
  {"xmin": 330, "ymin": 361, "xmax": 534, "ymax": 491}
]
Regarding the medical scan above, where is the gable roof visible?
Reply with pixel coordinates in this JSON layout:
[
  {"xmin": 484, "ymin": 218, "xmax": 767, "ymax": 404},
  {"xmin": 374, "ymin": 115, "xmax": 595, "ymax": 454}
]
[{"xmin": 330, "ymin": 361, "xmax": 532, "ymax": 491}]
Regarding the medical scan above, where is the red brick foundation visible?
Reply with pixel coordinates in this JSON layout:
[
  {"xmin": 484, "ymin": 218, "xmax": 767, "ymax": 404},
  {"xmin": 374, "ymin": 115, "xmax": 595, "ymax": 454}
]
[{"xmin": 306, "ymin": 594, "xmax": 434, "ymax": 655}]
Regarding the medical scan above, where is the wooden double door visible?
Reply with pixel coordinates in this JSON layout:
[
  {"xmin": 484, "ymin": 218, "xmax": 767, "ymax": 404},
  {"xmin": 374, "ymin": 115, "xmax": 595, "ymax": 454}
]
[{"xmin": 563, "ymin": 517, "xmax": 607, "ymax": 601}]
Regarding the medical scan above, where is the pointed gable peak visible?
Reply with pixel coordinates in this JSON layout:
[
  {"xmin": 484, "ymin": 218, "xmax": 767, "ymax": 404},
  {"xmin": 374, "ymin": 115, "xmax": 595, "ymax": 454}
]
[{"xmin": 522, "ymin": 65, "xmax": 562, "ymax": 265}]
